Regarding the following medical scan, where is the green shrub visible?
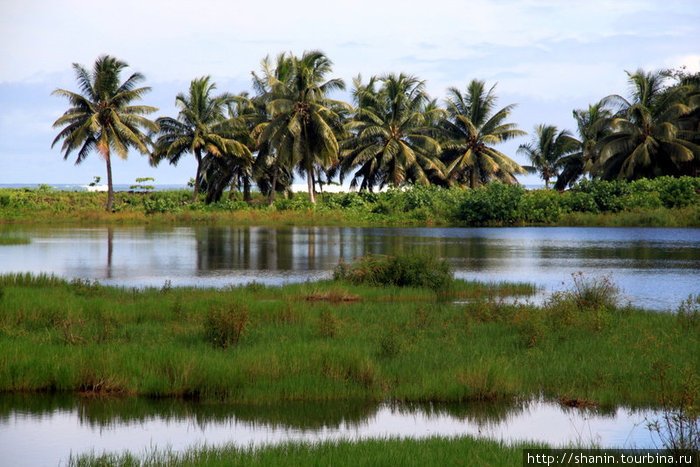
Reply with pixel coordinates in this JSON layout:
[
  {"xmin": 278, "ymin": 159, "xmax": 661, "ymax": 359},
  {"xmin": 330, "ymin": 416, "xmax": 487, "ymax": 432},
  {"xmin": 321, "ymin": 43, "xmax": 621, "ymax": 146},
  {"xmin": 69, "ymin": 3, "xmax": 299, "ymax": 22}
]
[
  {"xmin": 519, "ymin": 190, "xmax": 562, "ymax": 223},
  {"xmin": 204, "ymin": 304, "xmax": 250, "ymax": 348},
  {"xmin": 559, "ymin": 190, "xmax": 599, "ymax": 213},
  {"xmin": 657, "ymin": 176, "xmax": 699, "ymax": 208},
  {"xmin": 573, "ymin": 179, "xmax": 631, "ymax": 212},
  {"xmin": 333, "ymin": 253, "xmax": 452, "ymax": 290},
  {"xmin": 458, "ymin": 182, "xmax": 524, "ymax": 224},
  {"xmin": 142, "ymin": 192, "xmax": 187, "ymax": 214},
  {"xmin": 274, "ymin": 195, "xmax": 313, "ymax": 211}
]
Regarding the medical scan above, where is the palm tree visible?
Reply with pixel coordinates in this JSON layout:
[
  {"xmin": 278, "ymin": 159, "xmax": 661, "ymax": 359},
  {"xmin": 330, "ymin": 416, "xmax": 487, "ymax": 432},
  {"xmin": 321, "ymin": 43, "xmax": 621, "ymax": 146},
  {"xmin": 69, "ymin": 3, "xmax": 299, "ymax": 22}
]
[
  {"xmin": 552, "ymin": 102, "xmax": 611, "ymax": 190},
  {"xmin": 256, "ymin": 51, "xmax": 348, "ymax": 204},
  {"xmin": 340, "ymin": 73, "xmax": 446, "ymax": 190},
  {"xmin": 593, "ymin": 69, "xmax": 700, "ymax": 180},
  {"xmin": 518, "ymin": 124, "xmax": 580, "ymax": 189},
  {"xmin": 439, "ymin": 80, "xmax": 526, "ymax": 188},
  {"xmin": 249, "ymin": 54, "xmax": 297, "ymax": 205},
  {"xmin": 51, "ymin": 55, "xmax": 158, "ymax": 211},
  {"xmin": 152, "ymin": 76, "xmax": 252, "ymax": 201}
]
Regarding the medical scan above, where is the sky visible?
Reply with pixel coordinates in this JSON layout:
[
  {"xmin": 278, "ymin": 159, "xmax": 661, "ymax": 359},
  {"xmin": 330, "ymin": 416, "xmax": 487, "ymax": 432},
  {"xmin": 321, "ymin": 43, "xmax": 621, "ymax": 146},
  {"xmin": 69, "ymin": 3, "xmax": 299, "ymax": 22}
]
[{"xmin": 0, "ymin": 0, "xmax": 698, "ymax": 187}]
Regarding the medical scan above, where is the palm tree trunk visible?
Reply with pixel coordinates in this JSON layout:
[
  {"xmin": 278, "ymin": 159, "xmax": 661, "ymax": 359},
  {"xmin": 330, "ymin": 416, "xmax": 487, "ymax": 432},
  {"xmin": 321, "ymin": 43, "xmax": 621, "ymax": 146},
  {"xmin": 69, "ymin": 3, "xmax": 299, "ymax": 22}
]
[
  {"xmin": 307, "ymin": 167, "xmax": 316, "ymax": 204},
  {"xmin": 470, "ymin": 168, "xmax": 478, "ymax": 189},
  {"xmin": 193, "ymin": 149, "xmax": 202, "ymax": 202},
  {"xmin": 268, "ymin": 165, "xmax": 278, "ymax": 206},
  {"xmin": 105, "ymin": 154, "xmax": 114, "ymax": 211},
  {"xmin": 243, "ymin": 177, "xmax": 251, "ymax": 203}
]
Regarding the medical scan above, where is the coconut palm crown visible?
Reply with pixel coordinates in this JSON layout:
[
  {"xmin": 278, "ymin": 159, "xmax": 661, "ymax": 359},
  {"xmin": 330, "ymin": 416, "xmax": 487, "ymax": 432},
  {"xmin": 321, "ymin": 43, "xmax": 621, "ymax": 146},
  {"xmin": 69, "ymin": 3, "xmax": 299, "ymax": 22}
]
[
  {"xmin": 51, "ymin": 55, "xmax": 158, "ymax": 211},
  {"xmin": 439, "ymin": 80, "xmax": 526, "ymax": 188},
  {"xmin": 152, "ymin": 76, "xmax": 252, "ymax": 201},
  {"xmin": 340, "ymin": 73, "xmax": 446, "ymax": 191},
  {"xmin": 256, "ymin": 50, "xmax": 348, "ymax": 203},
  {"xmin": 593, "ymin": 69, "xmax": 700, "ymax": 180},
  {"xmin": 518, "ymin": 124, "xmax": 580, "ymax": 189}
]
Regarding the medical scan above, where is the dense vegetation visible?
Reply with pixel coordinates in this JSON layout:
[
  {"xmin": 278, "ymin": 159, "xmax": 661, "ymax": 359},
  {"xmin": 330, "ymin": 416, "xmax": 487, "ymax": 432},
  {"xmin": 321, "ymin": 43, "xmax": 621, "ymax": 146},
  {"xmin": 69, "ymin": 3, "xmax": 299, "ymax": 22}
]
[
  {"xmin": 1, "ymin": 176, "xmax": 698, "ymax": 227},
  {"xmin": 0, "ymin": 268, "xmax": 696, "ymax": 409},
  {"xmin": 49, "ymin": 54, "xmax": 699, "ymax": 211}
]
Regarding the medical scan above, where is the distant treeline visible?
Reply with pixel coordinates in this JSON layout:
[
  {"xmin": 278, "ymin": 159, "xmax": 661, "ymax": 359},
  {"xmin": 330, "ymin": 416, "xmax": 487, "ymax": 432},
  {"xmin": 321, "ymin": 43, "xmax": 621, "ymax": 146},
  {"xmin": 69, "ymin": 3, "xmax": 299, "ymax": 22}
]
[{"xmin": 50, "ymin": 52, "xmax": 700, "ymax": 211}]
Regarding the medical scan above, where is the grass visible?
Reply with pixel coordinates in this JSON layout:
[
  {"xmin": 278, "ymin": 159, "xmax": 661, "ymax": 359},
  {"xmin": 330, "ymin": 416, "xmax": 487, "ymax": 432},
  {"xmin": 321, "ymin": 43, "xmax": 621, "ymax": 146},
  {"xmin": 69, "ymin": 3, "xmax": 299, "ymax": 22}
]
[
  {"xmin": 0, "ymin": 273, "xmax": 697, "ymax": 408},
  {"xmin": 67, "ymin": 436, "xmax": 545, "ymax": 467},
  {"xmin": 0, "ymin": 236, "xmax": 29, "ymax": 245}
]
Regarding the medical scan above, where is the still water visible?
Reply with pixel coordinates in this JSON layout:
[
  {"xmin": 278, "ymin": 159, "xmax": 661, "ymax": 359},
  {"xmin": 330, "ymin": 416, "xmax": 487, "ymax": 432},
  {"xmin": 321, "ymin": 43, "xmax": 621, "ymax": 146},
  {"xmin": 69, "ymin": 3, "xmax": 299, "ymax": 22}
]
[
  {"xmin": 0, "ymin": 226, "xmax": 698, "ymax": 310},
  {"xmin": 0, "ymin": 394, "xmax": 662, "ymax": 466},
  {"xmin": 0, "ymin": 226, "xmax": 697, "ymax": 464}
]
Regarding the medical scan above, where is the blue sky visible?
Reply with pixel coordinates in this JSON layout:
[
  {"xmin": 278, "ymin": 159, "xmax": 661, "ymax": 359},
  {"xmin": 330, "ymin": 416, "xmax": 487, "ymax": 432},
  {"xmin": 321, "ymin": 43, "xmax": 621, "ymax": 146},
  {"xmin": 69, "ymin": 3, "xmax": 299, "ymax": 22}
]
[{"xmin": 0, "ymin": 0, "xmax": 698, "ymax": 187}]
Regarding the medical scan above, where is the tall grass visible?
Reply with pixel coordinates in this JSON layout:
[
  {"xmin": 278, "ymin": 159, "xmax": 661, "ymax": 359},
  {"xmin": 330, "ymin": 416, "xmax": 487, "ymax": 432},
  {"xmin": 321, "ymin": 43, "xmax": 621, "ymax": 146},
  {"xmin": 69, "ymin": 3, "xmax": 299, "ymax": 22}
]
[
  {"xmin": 67, "ymin": 436, "xmax": 543, "ymax": 467},
  {"xmin": 0, "ymin": 273, "xmax": 696, "ymax": 407}
]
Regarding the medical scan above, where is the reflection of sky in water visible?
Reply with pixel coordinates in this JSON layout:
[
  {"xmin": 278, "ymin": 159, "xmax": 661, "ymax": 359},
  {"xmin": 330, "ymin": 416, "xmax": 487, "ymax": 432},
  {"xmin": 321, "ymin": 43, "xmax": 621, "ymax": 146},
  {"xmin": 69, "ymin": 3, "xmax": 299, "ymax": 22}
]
[
  {"xmin": 0, "ymin": 226, "xmax": 697, "ymax": 310},
  {"xmin": 0, "ymin": 401, "xmax": 659, "ymax": 466}
]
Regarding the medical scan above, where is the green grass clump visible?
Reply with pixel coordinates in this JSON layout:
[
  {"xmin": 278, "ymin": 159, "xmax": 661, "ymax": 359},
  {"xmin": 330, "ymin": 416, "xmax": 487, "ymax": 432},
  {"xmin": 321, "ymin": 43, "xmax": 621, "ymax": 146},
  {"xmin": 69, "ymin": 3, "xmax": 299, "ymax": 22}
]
[
  {"xmin": 204, "ymin": 304, "xmax": 250, "ymax": 348},
  {"xmin": 333, "ymin": 253, "xmax": 452, "ymax": 290},
  {"xmin": 68, "ymin": 436, "xmax": 543, "ymax": 467}
]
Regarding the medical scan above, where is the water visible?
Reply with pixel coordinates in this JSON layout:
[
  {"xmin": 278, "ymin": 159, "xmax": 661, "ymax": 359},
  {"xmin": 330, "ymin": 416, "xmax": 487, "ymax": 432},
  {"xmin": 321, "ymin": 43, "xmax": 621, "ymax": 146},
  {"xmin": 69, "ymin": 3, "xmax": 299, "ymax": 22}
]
[
  {"xmin": 0, "ymin": 394, "xmax": 661, "ymax": 466},
  {"xmin": 0, "ymin": 225, "xmax": 697, "ymax": 310},
  {"xmin": 1, "ymin": 225, "xmax": 696, "ymax": 464}
]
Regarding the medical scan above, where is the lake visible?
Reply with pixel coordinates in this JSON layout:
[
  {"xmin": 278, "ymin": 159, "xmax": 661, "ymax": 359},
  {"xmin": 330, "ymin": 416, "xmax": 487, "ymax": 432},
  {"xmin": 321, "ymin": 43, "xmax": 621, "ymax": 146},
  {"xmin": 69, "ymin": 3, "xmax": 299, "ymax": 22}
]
[
  {"xmin": 0, "ymin": 225, "xmax": 698, "ymax": 310},
  {"xmin": 1, "ymin": 225, "xmax": 697, "ymax": 464},
  {"xmin": 0, "ymin": 394, "xmax": 663, "ymax": 466}
]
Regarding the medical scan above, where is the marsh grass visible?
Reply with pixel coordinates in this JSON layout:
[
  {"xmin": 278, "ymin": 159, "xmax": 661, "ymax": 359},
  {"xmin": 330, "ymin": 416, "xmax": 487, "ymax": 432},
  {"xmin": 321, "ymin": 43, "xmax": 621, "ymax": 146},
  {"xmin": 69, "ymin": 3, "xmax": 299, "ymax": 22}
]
[
  {"xmin": 204, "ymin": 304, "xmax": 250, "ymax": 348},
  {"xmin": 0, "ymin": 236, "xmax": 29, "ymax": 245},
  {"xmin": 333, "ymin": 253, "xmax": 452, "ymax": 290},
  {"xmin": 68, "ymin": 436, "xmax": 542, "ymax": 467},
  {"xmin": 0, "ymin": 273, "xmax": 696, "ymax": 407}
]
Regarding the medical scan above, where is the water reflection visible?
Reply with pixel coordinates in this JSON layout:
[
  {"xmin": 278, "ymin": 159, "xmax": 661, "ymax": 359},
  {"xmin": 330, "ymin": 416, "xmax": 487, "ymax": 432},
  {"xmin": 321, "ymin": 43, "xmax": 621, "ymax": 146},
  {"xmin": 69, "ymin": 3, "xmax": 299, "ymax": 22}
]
[
  {"xmin": 0, "ymin": 226, "xmax": 697, "ymax": 309},
  {"xmin": 0, "ymin": 394, "xmax": 658, "ymax": 466}
]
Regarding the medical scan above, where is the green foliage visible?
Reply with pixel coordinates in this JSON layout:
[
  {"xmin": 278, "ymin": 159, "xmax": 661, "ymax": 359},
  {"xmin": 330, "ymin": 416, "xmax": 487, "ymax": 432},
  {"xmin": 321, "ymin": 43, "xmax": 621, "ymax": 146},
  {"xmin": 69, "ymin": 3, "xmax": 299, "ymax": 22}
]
[
  {"xmin": 558, "ymin": 190, "xmax": 599, "ymax": 213},
  {"xmin": 204, "ymin": 304, "xmax": 250, "ymax": 349},
  {"xmin": 130, "ymin": 177, "xmax": 155, "ymax": 192},
  {"xmin": 657, "ymin": 176, "xmax": 700, "ymax": 208},
  {"xmin": 519, "ymin": 190, "xmax": 562, "ymax": 223},
  {"xmin": 333, "ymin": 253, "xmax": 452, "ymax": 290},
  {"xmin": 142, "ymin": 192, "xmax": 189, "ymax": 214},
  {"xmin": 573, "ymin": 179, "xmax": 631, "ymax": 212},
  {"xmin": 274, "ymin": 195, "xmax": 313, "ymax": 211},
  {"xmin": 458, "ymin": 182, "xmax": 524, "ymax": 224}
]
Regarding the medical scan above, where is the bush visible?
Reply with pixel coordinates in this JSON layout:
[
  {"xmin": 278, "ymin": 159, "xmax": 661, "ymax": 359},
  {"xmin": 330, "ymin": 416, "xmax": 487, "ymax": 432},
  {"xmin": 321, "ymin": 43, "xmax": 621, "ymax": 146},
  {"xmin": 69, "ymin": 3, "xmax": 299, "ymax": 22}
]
[
  {"xmin": 573, "ymin": 179, "xmax": 630, "ymax": 212},
  {"xmin": 333, "ymin": 253, "xmax": 452, "ymax": 290},
  {"xmin": 657, "ymin": 176, "xmax": 699, "ymax": 208},
  {"xmin": 559, "ymin": 190, "xmax": 599, "ymax": 213},
  {"xmin": 274, "ymin": 195, "xmax": 313, "ymax": 211},
  {"xmin": 142, "ymin": 192, "xmax": 188, "ymax": 214},
  {"xmin": 519, "ymin": 190, "xmax": 562, "ymax": 223},
  {"xmin": 458, "ymin": 182, "xmax": 524, "ymax": 224},
  {"xmin": 204, "ymin": 305, "xmax": 249, "ymax": 348}
]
